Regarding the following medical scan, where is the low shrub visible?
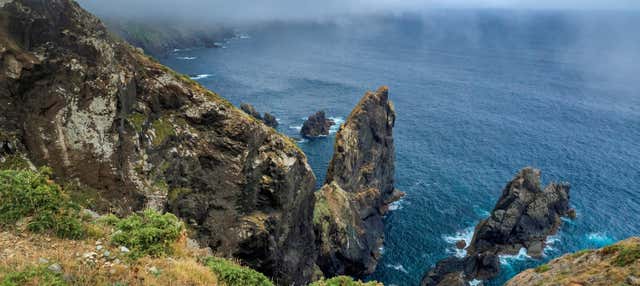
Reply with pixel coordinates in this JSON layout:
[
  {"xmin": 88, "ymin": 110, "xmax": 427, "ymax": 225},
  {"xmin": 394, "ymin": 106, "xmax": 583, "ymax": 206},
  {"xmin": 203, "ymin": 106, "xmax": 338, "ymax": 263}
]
[
  {"xmin": 107, "ymin": 209, "xmax": 184, "ymax": 258},
  {"xmin": 534, "ymin": 264, "xmax": 551, "ymax": 273},
  {"xmin": 310, "ymin": 276, "xmax": 383, "ymax": 286},
  {"xmin": 0, "ymin": 168, "xmax": 85, "ymax": 239},
  {"xmin": 0, "ymin": 266, "xmax": 68, "ymax": 286},
  {"xmin": 613, "ymin": 245, "xmax": 640, "ymax": 267},
  {"xmin": 204, "ymin": 257, "xmax": 273, "ymax": 286}
]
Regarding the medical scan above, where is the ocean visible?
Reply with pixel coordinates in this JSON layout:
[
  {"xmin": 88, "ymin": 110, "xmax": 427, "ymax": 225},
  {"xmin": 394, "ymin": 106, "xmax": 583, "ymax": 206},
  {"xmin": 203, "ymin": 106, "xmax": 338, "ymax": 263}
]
[{"xmin": 160, "ymin": 11, "xmax": 640, "ymax": 285}]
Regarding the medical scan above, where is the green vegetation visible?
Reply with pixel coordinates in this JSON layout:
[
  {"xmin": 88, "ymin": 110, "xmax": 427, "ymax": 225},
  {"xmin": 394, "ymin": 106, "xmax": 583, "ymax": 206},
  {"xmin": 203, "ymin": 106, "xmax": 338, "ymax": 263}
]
[
  {"xmin": 168, "ymin": 187, "xmax": 192, "ymax": 203},
  {"xmin": 0, "ymin": 168, "xmax": 85, "ymax": 239},
  {"xmin": 534, "ymin": 264, "xmax": 551, "ymax": 273},
  {"xmin": 151, "ymin": 117, "xmax": 175, "ymax": 147},
  {"xmin": 0, "ymin": 266, "xmax": 68, "ymax": 286},
  {"xmin": 103, "ymin": 209, "xmax": 184, "ymax": 258},
  {"xmin": 613, "ymin": 244, "xmax": 640, "ymax": 267},
  {"xmin": 0, "ymin": 154, "xmax": 30, "ymax": 170},
  {"xmin": 204, "ymin": 257, "xmax": 273, "ymax": 286},
  {"xmin": 600, "ymin": 244, "xmax": 624, "ymax": 255},
  {"xmin": 570, "ymin": 249, "xmax": 594, "ymax": 259},
  {"xmin": 309, "ymin": 276, "xmax": 382, "ymax": 286},
  {"xmin": 127, "ymin": 113, "xmax": 147, "ymax": 133}
]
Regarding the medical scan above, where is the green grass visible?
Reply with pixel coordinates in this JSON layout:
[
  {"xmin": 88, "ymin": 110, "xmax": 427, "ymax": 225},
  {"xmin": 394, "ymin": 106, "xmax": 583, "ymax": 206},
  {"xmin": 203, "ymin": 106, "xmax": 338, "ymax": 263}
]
[
  {"xmin": 104, "ymin": 209, "xmax": 184, "ymax": 259},
  {"xmin": 309, "ymin": 276, "xmax": 381, "ymax": 286},
  {"xmin": 570, "ymin": 249, "xmax": 594, "ymax": 259},
  {"xmin": 0, "ymin": 168, "xmax": 85, "ymax": 239},
  {"xmin": 151, "ymin": 117, "xmax": 175, "ymax": 147},
  {"xmin": 0, "ymin": 154, "xmax": 30, "ymax": 170},
  {"xmin": 127, "ymin": 113, "xmax": 147, "ymax": 133},
  {"xmin": 613, "ymin": 245, "xmax": 640, "ymax": 267},
  {"xmin": 0, "ymin": 266, "xmax": 68, "ymax": 286},
  {"xmin": 203, "ymin": 257, "xmax": 273, "ymax": 286},
  {"xmin": 534, "ymin": 264, "xmax": 551, "ymax": 273}
]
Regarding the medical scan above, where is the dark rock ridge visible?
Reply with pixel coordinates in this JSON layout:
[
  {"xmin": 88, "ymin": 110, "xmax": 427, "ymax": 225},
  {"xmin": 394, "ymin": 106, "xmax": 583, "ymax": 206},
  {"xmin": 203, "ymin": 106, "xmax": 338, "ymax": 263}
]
[
  {"xmin": 0, "ymin": 1, "xmax": 315, "ymax": 284},
  {"xmin": 314, "ymin": 86, "xmax": 404, "ymax": 277},
  {"xmin": 240, "ymin": 102, "xmax": 278, "ymax": 128},
  {"xmin": 301, "ymin": 111, "xmax": 334, "ymax": 138},
  {"xmin": 101, "ymin": 19, "xmax": 233, "ymax": 56},
  {"xmin": 421, "ymin": 167, "xmax": 572, "ymax": 286}
]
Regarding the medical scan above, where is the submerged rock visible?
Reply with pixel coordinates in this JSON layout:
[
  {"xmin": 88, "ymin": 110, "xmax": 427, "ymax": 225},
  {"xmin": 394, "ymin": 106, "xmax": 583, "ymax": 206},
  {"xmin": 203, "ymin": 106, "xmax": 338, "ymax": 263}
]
[
  {"xmin": 301, "ymin": 111, "xmax": 334, "ymax": 138},
  {"xmin": 0, "ymin": 1, "xmax": 316, "ymax": 284},
  {"xmin": 314, "ymin": 86, "xmax": 403, "ymax": 277},
  {"xmin": 421, "ymin": 168, "xmax": 571, "ymax": 286}
]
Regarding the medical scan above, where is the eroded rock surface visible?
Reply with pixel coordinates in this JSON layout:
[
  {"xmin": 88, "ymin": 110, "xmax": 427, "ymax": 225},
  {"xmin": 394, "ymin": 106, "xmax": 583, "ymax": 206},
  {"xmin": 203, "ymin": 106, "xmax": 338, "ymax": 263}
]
[
  {"xmin": 0, "ymin": 1, "xmax": 316, "ymax": 284},
  {"xmin": 301, "ymin": 111, "xmax": 334, "ymax": 138},
  {"xmin": 421, "ymin": 168, "xmax": 572, "ymax": 286},
  {"xmin": 506, "ymin": 237, "xmax": 640, "ymax": 286},
  {"xmin": 314, "ymin": 86, "xmax": 404, "ymax": 277}
]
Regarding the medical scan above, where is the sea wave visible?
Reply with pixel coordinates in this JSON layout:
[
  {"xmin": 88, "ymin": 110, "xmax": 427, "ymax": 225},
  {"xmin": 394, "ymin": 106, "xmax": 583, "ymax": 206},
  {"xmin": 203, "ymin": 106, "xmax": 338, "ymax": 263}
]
[
  {"xmin": 586, "ymin": 232, "xmax": 615, "ymax": 246},
  {"xmin": 289, "ymin": 124, "xmax": 302, "ymax": 132},
  {"xmin": 190, "ymin": 74, "xmax": 213, "ymax": 80},
  {"xmin": 328, "ymin": 116, "xmax": 344, "ymax": 134},
  {"xmin": 385, "ymin": 264, "xmax": 409, "ymax": 274},
  {"xmin": 499, "ymin": 248, "xmax": 531, "ymax": 265},
  {"xmin": 177, "ymin": 56, "xmax": 197, "ymax": 60},
  {"xmin": 443, "ymin": 227, "xmax": 475, "ymax": 258},
  {"xmin": 388, "ymin": 199, "xmax": 404, "ymax": 211}
]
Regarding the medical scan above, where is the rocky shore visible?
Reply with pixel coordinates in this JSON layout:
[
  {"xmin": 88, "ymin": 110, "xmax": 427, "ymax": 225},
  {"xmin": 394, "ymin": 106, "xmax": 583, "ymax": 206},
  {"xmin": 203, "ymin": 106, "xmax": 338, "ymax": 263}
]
[{"xmin": 421, "ymin": 168, "xmax": 573, "ymax": 286}]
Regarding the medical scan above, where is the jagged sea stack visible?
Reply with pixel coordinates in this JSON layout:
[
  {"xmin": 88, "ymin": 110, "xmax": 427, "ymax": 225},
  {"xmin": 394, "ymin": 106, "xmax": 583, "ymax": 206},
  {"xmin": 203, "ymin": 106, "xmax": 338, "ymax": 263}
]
[
  {"xmin": 421, "ymin": 167, "xmax": 572, "ymax": 286},
  {"xmin": 0, "ymin": 1, "xmax": 316, "ymax": 284},
  {"xmin": 314, "ymin": 86, "xmax": 404, "ymax": 277},
  {"xmin": 301, "ymin": 111, "xmax": 334, "ymax": 138}
]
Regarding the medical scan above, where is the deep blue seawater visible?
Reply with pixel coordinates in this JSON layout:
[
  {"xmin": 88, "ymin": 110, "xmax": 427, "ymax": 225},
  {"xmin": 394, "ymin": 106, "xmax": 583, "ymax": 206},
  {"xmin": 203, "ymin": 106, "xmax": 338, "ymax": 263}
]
[{"xmin": 160, "ymin": 11, "xmax": 640, "ymax": 286}]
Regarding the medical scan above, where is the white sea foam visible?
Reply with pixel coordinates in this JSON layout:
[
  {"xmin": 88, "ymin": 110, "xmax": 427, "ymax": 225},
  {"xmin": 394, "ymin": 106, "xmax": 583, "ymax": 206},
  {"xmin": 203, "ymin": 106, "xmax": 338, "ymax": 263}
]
[
  {"xmin": 499, "ymin": 248, "xmax": 531, "ymax": 265},
  {"xmin": 543, "ymin": 234, "xmax": 561, "ymax": 256},
  {"xmin": 190, "ymin": 74, "xmax": 213, "ymax": 80},
  {"xmin": 289, "ymin": 124, "xmax": 302, "ymax": 132},
  {"xmin": 328, "ymin": 116, "xmax": 344, "ymax": 134},
  {"xmin": 586, "ymin": 232, "xmax": 615, "ymax": 246},
  {"xmin": 443, "ymin": 227, "xmax": 475, "ymax": 258},
  {"xmin": 388, "ymin": 200, "xmax": 403, "ymax": 211},
  {"xmin": 469, "ymin": 280, "xmax": 483, "ymax": 286},
  {"xmin": 385, "ymin": 264, "xmax": 409, "ymax": 274},
  {"xmin": 296, "ymin": 138, "xmax": 307, "ymax": 144},
  {"xmin": 177, "ymin": 56, "xmax": 197, "ymax": 60}
]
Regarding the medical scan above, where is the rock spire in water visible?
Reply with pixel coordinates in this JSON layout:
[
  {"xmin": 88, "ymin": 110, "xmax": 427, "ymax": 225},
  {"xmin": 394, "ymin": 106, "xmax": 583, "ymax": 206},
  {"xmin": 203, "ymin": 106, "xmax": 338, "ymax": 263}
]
[{"xmin": 313, "ymin": 86, "xmax": 404, "ymax": 277}]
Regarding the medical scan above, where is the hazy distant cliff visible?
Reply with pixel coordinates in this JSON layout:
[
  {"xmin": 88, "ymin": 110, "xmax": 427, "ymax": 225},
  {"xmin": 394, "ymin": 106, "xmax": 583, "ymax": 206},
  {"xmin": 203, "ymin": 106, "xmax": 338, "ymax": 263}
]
[{"xmin": 0, "ymin": 0, "xmax": 316, "ymax": 284}]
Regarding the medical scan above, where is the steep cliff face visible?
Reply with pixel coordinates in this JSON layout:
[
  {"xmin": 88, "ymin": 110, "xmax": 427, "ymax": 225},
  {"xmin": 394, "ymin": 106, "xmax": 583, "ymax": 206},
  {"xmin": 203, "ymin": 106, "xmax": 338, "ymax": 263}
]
[
  {"xmin": 314, "ymin": 86, "xmax": 403, "ymax": 277},
  {"xmin": 0, "ymin": 1, "xmax": 316, "ymax": 284},
  {"xmin": 506, "ymin": 237, "xmax": 640, "ymax": 286},
  {"xmin": 421, "ymin": 168, "xmax": 572, "ymax": 286}
]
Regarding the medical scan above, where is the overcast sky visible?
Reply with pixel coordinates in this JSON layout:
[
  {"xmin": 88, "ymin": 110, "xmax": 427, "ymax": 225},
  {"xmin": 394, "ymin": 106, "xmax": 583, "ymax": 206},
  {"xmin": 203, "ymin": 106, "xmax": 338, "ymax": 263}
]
[{"xmin": 78, "ymin": 0, "xmax": 640, "ymax": 24}]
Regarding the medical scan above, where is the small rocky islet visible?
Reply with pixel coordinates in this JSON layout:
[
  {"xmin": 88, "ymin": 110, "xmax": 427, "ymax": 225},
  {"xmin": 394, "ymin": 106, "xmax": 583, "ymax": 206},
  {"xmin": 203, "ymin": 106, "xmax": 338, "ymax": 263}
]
[{"xmin": 0, "ymin": 0, "xmax": 638, "ymax": 285}]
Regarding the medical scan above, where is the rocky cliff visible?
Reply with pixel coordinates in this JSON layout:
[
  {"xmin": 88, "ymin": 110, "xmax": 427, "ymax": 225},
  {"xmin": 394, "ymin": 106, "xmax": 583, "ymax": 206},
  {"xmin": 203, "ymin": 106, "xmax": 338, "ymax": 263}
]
[
  {"xmin": 314, "ymin": 86, "xmax": 404, "ymax": 277},
  {"xmin": 0, "ymin": 0, "xmax": 316, "ymax": 284},
  {"xmin": 506, "ymin": 237, "xmax": 640, "ymax": 286},
  {"xmin": 421, "ymin": 168, "xmax": 572, "ymax": 286}
]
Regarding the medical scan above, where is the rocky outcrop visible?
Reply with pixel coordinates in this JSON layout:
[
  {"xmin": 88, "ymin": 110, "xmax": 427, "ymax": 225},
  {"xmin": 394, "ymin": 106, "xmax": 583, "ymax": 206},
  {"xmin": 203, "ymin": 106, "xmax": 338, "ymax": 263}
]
[
  {"xmin": 506, "ymin": 237, "xmax": 640, "ymax": 286},
  {"xmin": 0, "ymin": 1, "xmax": 315, "ymax": 284},
  {"xmin": 240, "ymin": 103, "xmax": 278, "ymax": 128},
  {"xmin": 314, "ymin": 86, "xmax": 404, "ymax": 277},
  {"xmin": 301, "ymin": 111, "xmax": 334, "ymax": 138},
  {"xmin": 421, "ymin": 168, "xmax": 572, "ymax": 286}
]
